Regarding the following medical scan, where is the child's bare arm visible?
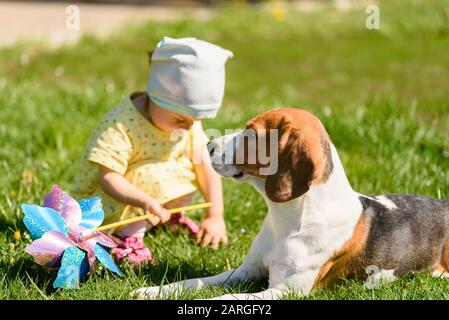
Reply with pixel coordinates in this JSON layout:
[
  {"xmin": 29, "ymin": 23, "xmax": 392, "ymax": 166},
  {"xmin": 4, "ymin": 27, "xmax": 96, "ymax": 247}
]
[
  {"xmin": 192, "ymin": 145, "xmax": 227, "ymax": 250},
  {"xmin": 98, "ymin": 166, "xmax": 170, "ymax": 224}
]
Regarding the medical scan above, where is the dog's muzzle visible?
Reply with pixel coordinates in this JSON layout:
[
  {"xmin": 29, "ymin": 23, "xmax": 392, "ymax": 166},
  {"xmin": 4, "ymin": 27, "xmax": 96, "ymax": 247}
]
[{"xmin": 208, "ymin": 133, "xmax": 245, "ymax": 179}]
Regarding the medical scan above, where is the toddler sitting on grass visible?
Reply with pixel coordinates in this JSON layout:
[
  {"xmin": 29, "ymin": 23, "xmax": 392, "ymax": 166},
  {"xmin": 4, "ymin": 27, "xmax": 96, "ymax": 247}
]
[{"xmin": 72, "ymin": 37, "xmax": 233, "ymax": 266}]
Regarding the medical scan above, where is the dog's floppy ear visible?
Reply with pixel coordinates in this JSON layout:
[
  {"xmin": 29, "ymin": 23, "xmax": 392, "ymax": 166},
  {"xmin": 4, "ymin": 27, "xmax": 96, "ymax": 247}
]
[{"xmin": 265, "ymin": 119, "xmax": 331, "ymax": 202}]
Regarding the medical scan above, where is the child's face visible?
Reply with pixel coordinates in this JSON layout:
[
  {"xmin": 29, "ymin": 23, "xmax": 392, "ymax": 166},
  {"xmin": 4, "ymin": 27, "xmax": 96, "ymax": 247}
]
[{"xmin": 149, "ymin": 100, "xmax": 197, "ymax": 132}]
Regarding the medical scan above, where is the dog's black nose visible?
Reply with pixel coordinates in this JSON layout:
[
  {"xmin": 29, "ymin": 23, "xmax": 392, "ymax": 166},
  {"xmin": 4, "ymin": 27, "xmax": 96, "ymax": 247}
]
[{"xmin": 207, "ymin": 141, "xmax": 217, "ymax": 157}]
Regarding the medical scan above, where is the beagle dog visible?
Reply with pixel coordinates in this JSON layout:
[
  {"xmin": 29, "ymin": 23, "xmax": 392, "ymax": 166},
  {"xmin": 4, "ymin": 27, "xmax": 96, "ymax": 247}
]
[{"xmin": 133, "ymin": 108, "xmax": 449, "ymax": 299}]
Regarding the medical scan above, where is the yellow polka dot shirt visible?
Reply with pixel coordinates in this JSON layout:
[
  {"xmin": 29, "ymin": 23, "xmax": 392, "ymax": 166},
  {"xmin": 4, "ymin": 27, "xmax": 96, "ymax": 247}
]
[{"xmin": 72, "ymin": 94, "xmax": 208, "ymax": 224}]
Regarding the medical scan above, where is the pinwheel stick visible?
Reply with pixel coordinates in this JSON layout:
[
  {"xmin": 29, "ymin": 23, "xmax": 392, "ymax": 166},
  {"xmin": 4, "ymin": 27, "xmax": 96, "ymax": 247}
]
[{"xmin": 80, "ymin": 202, "xmax": 213, "ymax": 239}]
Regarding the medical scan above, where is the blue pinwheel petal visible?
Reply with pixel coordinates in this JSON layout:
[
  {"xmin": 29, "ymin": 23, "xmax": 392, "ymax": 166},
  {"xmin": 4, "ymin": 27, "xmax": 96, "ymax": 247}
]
[
  {"xmin": 93, "ymin": 244, "xmax": 122, "ymax": 276},
  {"xmin": 53, "ymin": 246, "xmax": 90, "ymax": 289},
  {"xmin": 79, "ymin": 197, "xmax": 105, "ymax": 229},
  {"xmin": 22, "ymin": 204, "xmax": 69, "ymax": 240}
]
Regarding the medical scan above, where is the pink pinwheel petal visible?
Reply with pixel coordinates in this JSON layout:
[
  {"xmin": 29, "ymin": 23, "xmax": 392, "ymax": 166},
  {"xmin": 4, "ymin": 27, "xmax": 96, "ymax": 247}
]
[
  {"xmin": 63, "ymin": 225, "xmax": 118, "ymax": 270},
  {"xmin": 72, "ymin": 225, "xmax": 119, "ymax": 250},
  {"xmin": 44, "ymin": 185, "xmax": 82, "ymax": 227},
  {"xmin": 85, "ymin": 237, "xmax": 107, "ymax": 262},
  {"xmin": 70, "ymin": 227, "xmax": 83, "ymax": 243},
  {"xmin": 25, "ymin": 230, "xmax": 75, "ymax": 267},
  {"xmin": 90, "ymin": 232, "xmax": 119, "ymax": 248}
]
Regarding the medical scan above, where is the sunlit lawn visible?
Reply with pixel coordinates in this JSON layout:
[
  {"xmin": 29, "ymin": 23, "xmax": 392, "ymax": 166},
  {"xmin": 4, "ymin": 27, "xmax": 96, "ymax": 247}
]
[{"xmin": 0, "ymin": 0, "xmax": 448, "ymax": 299}]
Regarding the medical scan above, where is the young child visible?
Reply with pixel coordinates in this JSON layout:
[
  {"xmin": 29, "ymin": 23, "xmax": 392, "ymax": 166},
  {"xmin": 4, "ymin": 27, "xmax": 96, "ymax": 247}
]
[{"xmin": 72, "ymin": 37, "xmax": 233, "ymax": 266}]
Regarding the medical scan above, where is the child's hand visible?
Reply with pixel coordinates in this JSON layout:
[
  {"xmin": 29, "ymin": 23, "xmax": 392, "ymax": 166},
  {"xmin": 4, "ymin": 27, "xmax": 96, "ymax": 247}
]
[
  {"xmin": 196, "ymin": 216, "xmax": 228, "ymax": 250},
  {"xmin": 98, "ymin": 166, "xmax": 171, "ymax": 225},
  {"xmin": 142, "ymin": 197, "xmax": 171, "ymax": 225}
]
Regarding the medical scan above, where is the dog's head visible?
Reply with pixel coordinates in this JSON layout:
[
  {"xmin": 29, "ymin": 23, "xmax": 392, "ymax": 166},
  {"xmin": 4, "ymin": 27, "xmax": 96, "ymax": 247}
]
[{"xmin": 208, "ymin": 108, "xmax": 334, "ymax": 202}]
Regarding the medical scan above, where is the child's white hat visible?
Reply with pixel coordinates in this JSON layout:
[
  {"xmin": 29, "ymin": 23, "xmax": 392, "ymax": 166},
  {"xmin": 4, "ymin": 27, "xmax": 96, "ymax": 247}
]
[{"xmin": 147, "ymin": 36, "xmax": 233, "ymax": 119}]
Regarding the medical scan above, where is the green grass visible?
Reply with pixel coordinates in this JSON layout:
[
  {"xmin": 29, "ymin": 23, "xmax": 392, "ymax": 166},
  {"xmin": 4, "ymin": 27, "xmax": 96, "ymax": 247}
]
[{"xmin": 0, "ymin": 0, "xmax": 448, "ymax": 299}]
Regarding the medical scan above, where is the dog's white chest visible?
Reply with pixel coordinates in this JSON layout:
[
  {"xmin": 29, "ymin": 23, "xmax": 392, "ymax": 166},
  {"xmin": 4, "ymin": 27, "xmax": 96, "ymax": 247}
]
[{"xmin": 259, "ymin": 208, "xmax": 306, "ymax": 272}]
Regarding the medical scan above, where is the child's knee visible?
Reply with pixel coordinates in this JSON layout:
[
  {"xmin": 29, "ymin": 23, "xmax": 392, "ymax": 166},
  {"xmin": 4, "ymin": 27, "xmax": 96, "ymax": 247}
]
[{"xmin": 165, "ymin": 192, "xmax": 196, "ymax": 209}]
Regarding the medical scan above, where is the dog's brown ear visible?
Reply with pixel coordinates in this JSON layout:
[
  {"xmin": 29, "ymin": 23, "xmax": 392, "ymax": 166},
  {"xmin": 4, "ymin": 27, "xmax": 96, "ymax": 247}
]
[
  {"xmin": 247, "ymin": 109, "xmax": 333, "ymax": 203},
  {"xmin": 265, "ymin": 124, "xmax": 331, "ymax": 202},
  {"xmin": 265, "ymin": 127, "xmax": 314, "ymax": 202},
  {"xmin": 147, "ymin": 50, "xmax": 154, "ymax": 66}
]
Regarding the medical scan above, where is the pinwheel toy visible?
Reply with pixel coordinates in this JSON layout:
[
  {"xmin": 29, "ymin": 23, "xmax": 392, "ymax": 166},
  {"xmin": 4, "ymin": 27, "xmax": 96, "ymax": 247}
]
[{"xmin": 21, "ymin": 185, "xmax": 122, "ymax": 289}]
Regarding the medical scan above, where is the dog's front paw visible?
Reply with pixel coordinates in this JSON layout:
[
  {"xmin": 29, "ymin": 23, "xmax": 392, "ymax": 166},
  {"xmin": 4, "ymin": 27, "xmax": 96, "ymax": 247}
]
[{"xmin": 130, "ymin": 286, "xmax": 161, "ymax": 300}]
